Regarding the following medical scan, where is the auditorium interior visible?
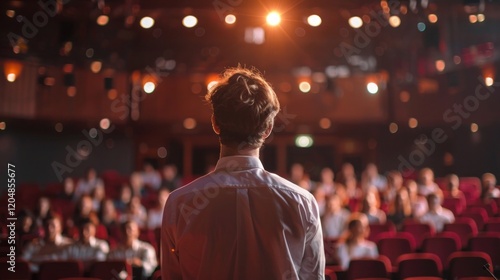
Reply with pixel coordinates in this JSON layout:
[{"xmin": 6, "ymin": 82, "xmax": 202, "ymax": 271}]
[{"xmin": 1, "ymin": 0, "xmax": 500, "ymax": 279}]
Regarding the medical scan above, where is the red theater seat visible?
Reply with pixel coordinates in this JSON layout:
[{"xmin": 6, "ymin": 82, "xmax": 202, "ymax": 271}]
[
  {"xmin": 396, "ymin": 252, "xmax": 443, "ymax": 279},
  {"xmin": 38, "ymin": 260, "xmax": 84, "ymax": 280},
  {"xmin": 346, "ymin": 256, "xmax": 391, "ymax": 280},
  {"xmin": 447, "ymin": 251, "xmax": 493, "ymax": 280}
]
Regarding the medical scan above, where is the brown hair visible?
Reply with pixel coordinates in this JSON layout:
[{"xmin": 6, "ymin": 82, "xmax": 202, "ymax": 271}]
[{"xmin": 205, "ymin": 66, "xmax": 280, "ymax": 149}]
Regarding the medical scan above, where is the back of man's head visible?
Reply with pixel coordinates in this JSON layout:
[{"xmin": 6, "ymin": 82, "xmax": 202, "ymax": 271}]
[{"xmin": 206, "ymin": 67, "xmax": 280, "ymax": 149}]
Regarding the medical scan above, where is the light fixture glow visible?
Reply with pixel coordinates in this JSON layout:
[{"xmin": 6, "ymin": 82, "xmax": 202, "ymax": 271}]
[
  {"xmin": 266, "ymin": 11, "xmax": 281, "ymax": 26},
  {"xmin": 100, "ymin": 118, "xmax": 111, "ymax": 130},
  {"xmin": 435, "ymin": 60, "xmax": 445, "ymax": 72},
  {"xmin": 408, "ymin": 118, "xmax": 418, "ymax": 128},
  {"xmin": 182, "ymin": 15, "xmax": 198, "ymax": 28},
  {"xmin": 485, "ymin": 77, "xmax": 494, "ymax": 87},
  {"xmin": 469, "ymin": 14, "xmax": 477, "ymax": 24},
  {"xmin": 225, "ymin": 14, "xmax": 236, "ymax": 24},
  {"xmin": 140, "ymin": 17, "xmax": 155, "ymax": 29},
  {"xmin": 0, "ymin": 122, "xmax": 6, "ymax": 131},
  {"xmin": 295, "ymin": 135, "xmax": 314, "ymax": 148},
  {"xmin": 307, "ymin": 15, "xmax": 322, "ymax": 27},
  {"xmin": 6, "ymin": 73, "xmax": 16, "ymax": 82},
  {"xmin": 477, "ymin": 14, "xmax": 485, "ymax": 22},
  {"xmin": 319, "ymin": 118, "xmax": 331, "ymax": 129},
  {"xmin": 389, "ymin": 16, "xmax": 401, "ymax": 27},
  {"xmin": 428, "ymin": 14, "xmax": 438, "ymax": 23},
  {"xmin": 389, "ymin": 123, "xmax": 399, "ymax": 134},
  {"xmin": 97, "ymin": 15, "xmax": 109, "ymax": 26},
  {"xmin": 471, "ymin": 123, "xmax": 479, "ymax": 133},
  {"xmin": 90, "ymin": 61, "xmax": 102, "ymax": 73},
  {"xmin": 183, "ymin": 118, "xmax": 197, "ymax": 130},
  {"xmin": 367, "ymin": 82, "xmax": 379, "ymax": 94},
  {"xmin": 143, "ymin": 82, "xmax": 156, "ymax": 93},
  {"xmin": 299, "ymin": 81, "xmax": 311, "ymax": 93},
  {"xmin": 348, "ymin": 16, "xmax": 363, "ymax": 28}
]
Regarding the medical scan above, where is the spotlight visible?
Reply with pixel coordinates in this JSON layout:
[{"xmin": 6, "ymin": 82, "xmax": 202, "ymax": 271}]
[
  {"xmin": 225, "ymin": 14, "xmax": 236, "ymax": 24},
  {"xmin": 471, "ymin": 123, "xmax": 479, "ymax": 133},
  {"xmin": 435, "ymin": 60, "xmax": 445, "ymax": 72},
  {"xmin": 97, "ymin": 15, "xmax": 109, "ymax": 26},
  {"xmin": 348, "ymin": 16, "xmax": 363, "ymax": 28},
  {"xmin": 143, "ymin": 81, "xmax": 156, "ymax": 93},
  {"xmin": 469, "ymin": 14, "xmax": 477, "ymax": 23},
  {"xmin": 389, "ymin": 16, "xmax": 401, "ymax": 27},
  {"xmin": 307, "ymin": 15, "xmax": 322, "ymax": 27},
  {"xmin": 299, "ymin": 81, "xmax": 311, "ymax": 93},
  {"xmin": 140, "ymin": 17, "xmax": 155, "ymax": 29},
  {"xmin": 367, "ymin": 82, "xmax": 379, "ymax": 94},
  {"xmin": 428, "ymin": 14, "xmax": 438, "ymax": 23},
  {"xmin": 182, "ymin": 15, "xmax": 198, "ymax": 28},
  {"xmin": 266, "ymin": 11, "xmax": 281, "ymax": 26},
  {"xmin": 389, "ymin": 123, "xmax": 399, "ymax": 134},
  {"xmin": 485, "ymin": 77, "xmax": 494, "ymax": 87},
  {"xmin": 477, "ymin": 14, "xmax": 485, "ymax": 22},
  {"xmin": 295, "ymin": 135, "xmax": 314, "ymax": 148}
]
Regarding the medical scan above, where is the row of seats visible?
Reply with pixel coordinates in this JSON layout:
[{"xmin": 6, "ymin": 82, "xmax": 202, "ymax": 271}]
[{"xmin": 326, "ymin": 251, "xmax": 496, "ymax": 280}]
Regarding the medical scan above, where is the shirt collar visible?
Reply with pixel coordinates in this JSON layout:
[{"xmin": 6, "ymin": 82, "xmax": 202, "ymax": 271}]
[{"xmin": 215, "ymin": 156, "xmax": 264, "ymax": 172}]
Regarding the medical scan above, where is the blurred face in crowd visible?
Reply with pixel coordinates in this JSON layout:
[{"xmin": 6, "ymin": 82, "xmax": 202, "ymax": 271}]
[
  {"xmin": 80, "ymin": 196, "xmax": 93, "ymax": 215},
  {"xmin": 321, "ymin": 168, "xmax": 334, "ymax": 183},
  {"xmin": 427, "ymin": 194, "xmax": 440, "ymax": 212},
  {"xmin": 447, "ymin": 174, "xmax": 459, "ymax": 192},
  {"xmin": 120, "ymin": 185, "xmax": 132, "ymax": 202},
  {"xmin": 419, "ymin": 168, "xmax": 434, "ymax": 186},
  {"xmin": 326, "ymin": 195, "xmax": 342, "ymax": 213},
  {"xmin": 81, "ymin": 222, "xmax": 96, "ymax": 243},
  {"xmin": 87, "ymin": 168, "xmax": 97, "ymax": 181},
  {"xmin": 45, "ymin": 217, "xmax": 62, "ymax": 241},
  {"xmin": 342, "ymin": 163, "xmax": 355, "ymax": 178},
  {"xmin": 64, "ymin": 177, "xmax": 74, "ymax": 195},
  {"xmin": 38, "ymin": 197, "xmax": 50, "ymax": 215},
  {"xmin": 482, "ymin": 173, "xmax": 497, "ymax": 190},
  {"xmin": 290, "ymin": 164, "xmax": 304, "ymax": 181},
  {"xmin": 124, "ymin": 221, "xmax": 140, "ymax": 242},
  {"xmin": 163, "ymin": 165, "xmax": 177, "ymax": 181}
]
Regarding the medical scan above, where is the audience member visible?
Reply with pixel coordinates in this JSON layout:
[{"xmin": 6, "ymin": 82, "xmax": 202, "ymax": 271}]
[
  {"xmin": 481, "ymin": 172, "xmax": 500, "ymax": 201},
  {"xmin": 161, "ymin": 164, "xmax": 182, "ymax": 192},
  {"xmin": 91, "ymin": 185, "xmax": 106, "ymax": 212},
  {"xmin": 417, "ymin": 168, "xmax": 443, "ymax": 198},
  {"xmin": 337, "ymin": 163, "xmax": 361, "ymax": 200},
  {"xmin": 313, "ymin": 187, "xmax": 327, "ymax": 216},
  {"xmin": 99, "ymin": 198, "xmax": 121, "ymax": 241},
  {"xmin": 322, "ymin": 194, "xmax": 351, "ymax": 239},
  {"xmin": 33, "ymin": 196, "xmax": 54, "ymax": 233},
  {"xmin": 120, "ymin": 196, "xmax": 147, "ymax": 229},
  {"xmin": 387, "ymin": 188, "xmax": 413, "ymax": 230},
  {"xmin": 115, "ymin": 184, "xmax": 133, "ymax": 213},
  {"xmin": 317, "ymin": 167, "xmax": 337, "ymax": 196},
  {"xmin": 22, "ymin": 215, "xmax": 73, "ymax": 272},
  {"xmin": 382, "ymin": 171, "xmax": 404, "ymax": 208},
  {"xmin": 335, "ymin": 213, "xmax": 378, "ymax": 270},
  {"xmin": 361, "ymin": 189, "xmax": 387, "ymax": 224},
  {"xmin": 290, "ymin": 163, "xmax": 314, "ymax": 191},
  {"xmin": 406, "ymin": 179, "xmax": 428, "ymax": 219},
  {"xmin": 72, "ymin": 195, "xmax": 100, "ymax": 230},
  {"xmin": 147, "ymin": 188, "xmax": 170, "ymax": 230},
  {"xmin": 75, "ymin": 168, "xmax": 104, "ymax": 199},
  {"xmin": 140, "ymin": 161, "xmax": 162, "ymax": 190},
  {"xmin": 59, "ymin": 177, "xmax": 76, "ymax": 201},
  {"xmin": 130, "ymin": 172, "xmax": 146, "ymax": 197},
  {"xmin": 361, "ymin": 163, "xmax": 387, "ymax": 193},
  {"xmin": 61, "ymin": 219, "xmax": 109, "ymax": 269},
  {"xmin": 444, "ymin": 174, "xmax": 466, "ymax": 212},
  {"xmin": 419, "ymin": 193, "xmax": 455, "ymax": 232},
  {"xmin": 107, "ymin": 220, "xmax": 158, "ymax": 279}
]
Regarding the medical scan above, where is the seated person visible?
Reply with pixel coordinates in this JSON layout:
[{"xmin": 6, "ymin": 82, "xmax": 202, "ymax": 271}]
[
  {"xmin": 387, "ymin": 188, "xmax": 413, "ymax": 230},
  {"xmin": 406, "ymin": 180, "xmax": 428, "ymax": 219},
  {"xmin": 419, "ymin": 193, "xmax": 455, "ymax": 232},
  {"xmin": 22, "ymin": 215, "xmax": 73, "ymax": 272},
  {"xmin": 75, "ymin": 167, "xmax": 104, "ymax": 200},
  {"xmin": 361, "ymin": 189, "xmax": 386, "ymax": 225},
  {"xmin": 107, "ymin": 220, "xmax": 158, "ymax": 279},
  {"xmin": 61, "ymin": 219, "xmax": 109, "ymax": 269},
  {"xmin": 335, "ymin": 213, "xmax": 378, "ymax": 270},
  {"xmin": 443, "ymin": 174, "xmax": 466, "ymax": 213},
  {"xmin": 322, "ymin": 194, "xmax": 350, "ymax": 239},
  {"xmin": 160, "ymin": 164, "xmax": 182, "ymax": 192},
  {"xmin": 481, "ymin": 172, "xmax": 500, "ymax": 201},
  {"xmin": 417, "ymin": 168, "xmax": 443, "ymax": 198},
  {"xmin": 147, "ymin": 188, "xmax": 170, "ymax": 230},
  {"xmin": 119, "ymin": 196, "xmax": 147, "ymax": 229}
]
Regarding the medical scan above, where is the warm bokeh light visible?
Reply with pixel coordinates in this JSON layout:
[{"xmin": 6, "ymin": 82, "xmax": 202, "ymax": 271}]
[
  {"xmin": 4, "ymin": 60, "xmax": 23, "ymax": 82},
  {"xmin": 182, "ymin": 15, "xmax": 198, "ymax": 28},
  {"xmin": 428, "ymin": 14, "xmax": 438, "ymax": 23},
  {"xmin": 157, "ymin": 147, "xmax": 168, "ymax": 158},
  {"xmin": 435, "ymin": 60, "xmax": 445, "ymax": 72},
  {"xmin": 225, "ymin": 14, "xmax": 236, "ymax": 24},
  {"xmin": 477, "ymin": 14, "xmax": 485, "ymax": 22},
  {"xmin": 299, "ymin": 81, "xmax": 311, "ymax": 93},
  {"xmin": 90, "ymin": 61, "xmax": 102, "ymax": 73},
  {"xmin": 183, "ymin": 118, "xmax": 197, "ymax": 130},
  {"xmin": 295, "ymin": 135, "xmax": 314, "ymax": 148},
  {"xmin": 67, "ymin": 86, "xmax": 77, "ymax": 97},
  {"xmin": 348, "ymin": 16, "xmax": 363, "ymax": 28},
  {"xmin": 0, "ymin": 122, "xmax": 6, "ymax": 131},
  {"xmin": 100, "ymin": 118, "xmax": 111, "ymax": 130},
  {"xmin": 408, "ymin": 118, "xmax": 418, "ymax": 128},
  {"xmin": 389, "ymin": 122, "xmax": 399, "ymax": 134},
  {"xmin": 107, "ymin": 89, "xmax": 118, "ymax": 100},
  {"xmin": 485, "ymin": 77, "xmax": 494, "ymax": 87},
  {"xmin": 6, "ymin": 73, "xmax": 16, "ymax": 82},
  {"xmin": 6, "ymin": 10, "xmax": 15, "ymax": 18},
  {"xmin": 140, "ymin": 17, "xmax": 155, "ymax": 29},
  {"xmin": 97, "ymin": 15, "xmax": 109, "ymax": 26},
  {"xmin": 53, "ymin": 122, "xmax": 63, "ymax": 132},
  {"xmin": 143, "ymin": 82, "xmax": 156, "ymax": 93},
  {"xmin": 319, "ymin": 118, "xmax": 331, "ymax": 129},
  {"xmin": 266, "ymin": 11, "xmax": 281, "ymax": 26},
  {"xmin": 367, "ymin": 82, "xmax": 379, "ymax": 94},
  {"xmin": 307, "ymin": 15, "xmax": 322, "ymax": 27},
  {"xmin": 469, "ymin": 14, "xmax": 477, "ymax": 24},
  {"xmin": 389, "ymin": 16, "xmax": 401, "ymax": 27},
  {"xmin": 399, "ymin": 91, "xmax": 410, "ymax": 103},
  {"xmin": 471, "ymin": 123, "xmax": 479, "ymax": 133}
]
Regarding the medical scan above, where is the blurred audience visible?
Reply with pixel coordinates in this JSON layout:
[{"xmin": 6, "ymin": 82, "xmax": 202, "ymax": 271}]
[
  {"xmin": 444, "ymin": 173, "xmax": 466, "ymax": 212},
  {"xmin": 140, "ymin": 162, "xmax": 162, "ymax": 190},
  {"xmin": 120, "ymin": 196, "xmax": 147, "ymax": 229},
  {"xmin": 361, "ymin": 189, "xmax": 386, "ymax": 224},
  {"xmin": 147, "ymin": 188, "xmax": 170, "ymax": 230},
  {"xmin": 322, "ymin": 194, "xmax": 351, "ymax": 239},
  {"xmin": 419, "ymin": 193, "xmax": 455, "ymax": 232},
  {"xmin": 33, "ymin": 196, "xmax": 54, "ymax": 233},
  {"xmin": 335, "ymin": 213, "xmax": 378, "ymax": 270},
  {"xmin": 115, "ymin": 184, "xmax": 133, "ymax": 213},
  {"xmin": 317, "ymin": 167, "xmax": 337, "ymax": 196},
  {"xmin": 417, "ymin": 168, "xmax": 443, "ymax": 198},
  {"xmin": 107, "ymin": 220, "xmax": 158, "ymax": 279},
  {"xmin": 75, "ymin": 168, "xmax": 104, "ymax": 199},
  {"xmin": 91, "ymin": 185, "xmax": 106, "ymax": 212},
  {"xmin": 161, "ymin": 164, "xmax": 182, "ymax": 192},
  {"xmin": 59, "ymin": 177, "xmax": 76, "ymax": 201},
  {"xmin": 361, "ymin": 163, "xmax": 387, "ymax": 193},
  {"xmin": 387, "ymin": 188, "xmax": 413, "ymax": 230},
  {"xmin": 406, "ymin": 179, "xmax": 428, "ymax": 219},
  {"xmin": 336, "ymin": 163, "xmax": 361, "ymax": 201},
  {"xmin": 481, "ymin": 172, "xmax": 499, "ymax": 201}
]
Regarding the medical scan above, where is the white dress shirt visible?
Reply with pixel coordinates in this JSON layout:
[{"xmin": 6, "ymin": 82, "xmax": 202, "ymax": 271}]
[
  {"xmin": 107, "ymin": 239, "xmax": 158, "ymax": 278},
  {"xmin": 61, "ymin": 236, "xmax": 109, "ymax": 261},
  {"xmin": 419, "ymin": 206, "xmax": 455, "ymax": 232},
  {"xmin": 336, "ymin": 240, "xmax": 379, "ymax": 270},
  {"xmin": 162, "ymin": 156, "xmax": 325, "ymax": 280}
]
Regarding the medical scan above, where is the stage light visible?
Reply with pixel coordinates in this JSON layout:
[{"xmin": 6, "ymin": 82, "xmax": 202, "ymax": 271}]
[
  {"xmin": 389, "ymin": 16, "xmax": 401, "ymax": 27},
  {"xmin": 90, "ymin": 61, "xmax": 102, "ymax": 73},
  {"xmin": 471, "ymin": 123, "xmax": 479, "ymax": 133},
  {"xmin": 485, "ymin": 77, "xmax": 494, "ymax": 87},
  {"xmin": 266, "ymin": 11, "xmax": 281, "ymax": 26},
  {"xmin": 183, "ymin": 118, "xmax": 197, "ymax": 129},
  {"xmin": 4, "ymin": 60, "xmax": 23, "ymax": 82},
  {"xmin": 307, "ymin": 15, "xmax": 322, "ymax": 27},
  {"xmin": 348, "ymin": 16, "xmax": 363, "ymax": 28},
  {"xmin": 97, "ymin": 15, "xmax": 109, "ymax": 26},
  {"xmin": 417, "ymin": 22, "xmax": 426, "ymax": 31},
  {"xmin": 100, "ymin": 118, "xmax": 111, "ymax": 130},
  {"xmin": 295, "ymin": 135, "xmax": 314, "ymax": 148},
  {"xmin": 477, "ymin": 14, "xmax": 485, "ymax": 22},
  {"xmin": 143, "ymin": 81, "xmax": 155, "ymax": 93},
  {"xmin": 0, "ymin": 122, "xmax": 6, "ymax": 131},
  {"xmin": 435, "ymin": 60, "xmax": 445, "ymax": 72},
  {"xmin": 6, "ymin": 10, "xmax": 15, "ymax": 18},
  {"xmin": 319, "ymin": 118, "xmax": 331, "ymax": 129},
  {"xmin": 469, "ymin": 14, "xmax": 477, "ymax": 23},
  {"xmin": 389, "ymin": 123, "xmax": 398, "ymax": 134},
  {"xmin": 140, "ymin": 17, "xmax": 155, "ymax": 29},
  {"xmin": 428, "ymin": 14, "xmax": 438, "ymax": 23},
  {"xmin": 408, "ymin": 118, "xmax": 418, "ymax": 128},
  {"xmin": 6, "ymin": 73, "xmax": 16, "ymax": 82},
  {"xmin": 182, "ymin": 15, "xmax": 198, "ymax": 28},
  {"xmin": 225, "ymin": 14, "xmax": 236, "ymax": 24},
  {"xmin": 367, "ymin": 82, "xmax": 379, "ymax": 94},
  {"xmin": 299, "ymin": 81, "xmax": 311, "ymax": 93}
]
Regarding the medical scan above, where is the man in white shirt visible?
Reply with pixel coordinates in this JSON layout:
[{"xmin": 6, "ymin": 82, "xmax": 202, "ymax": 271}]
[
  {"xmin": 108, "ymin": 220, "xmax": 158, "ymax": 279},
  {"xmin": 22, "ymin": 215, "xmax": 73, "ymax": 272},
  {"xmin": 162, "ymin": 67, "xmax": 325, "ymax": 280},
  {"xmin": 419, "ymin": 193, "xmax": 455, "ymax": 232},
  {"xmin": 61, "ymin": 219, "xmax": 109, "ymax": 267}
]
